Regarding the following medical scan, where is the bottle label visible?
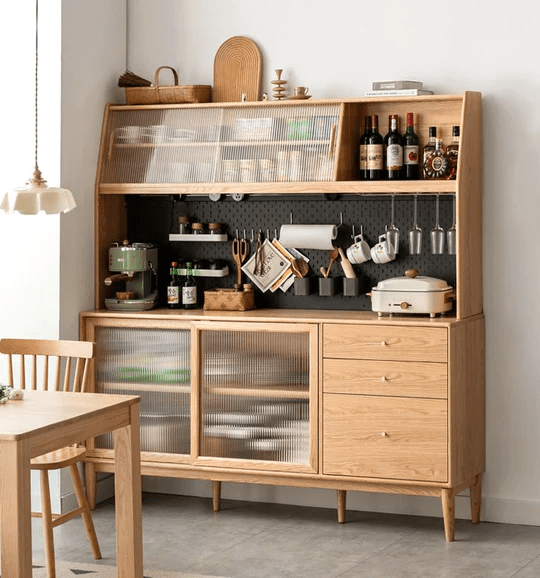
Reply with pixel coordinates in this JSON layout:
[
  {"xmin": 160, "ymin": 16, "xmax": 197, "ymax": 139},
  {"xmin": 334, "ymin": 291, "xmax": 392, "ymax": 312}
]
[
  {"xmin": 386, "ymin": 144, "xmax": 403, "ymax": 169},
  {"xmin": 359, "ymin": 144, "xmax": 367, "ymax": 170},
  {"xmin": 167, "ymin": 286, "xmax": 180, "ymax": 304},
  {"xmin": 404, "ymin": 145, "xmax": 419, "ymax": 165},
  {"xmin": 424, "ymin": 151, "xmax": 452, "ymax": 179},
  {"xmin": 367, "ymin": 144, "xmax": 383, "ymax": 170},
  {"xmin": 182, "ymin": 286, "xmax": 197, "ymax": 305}
]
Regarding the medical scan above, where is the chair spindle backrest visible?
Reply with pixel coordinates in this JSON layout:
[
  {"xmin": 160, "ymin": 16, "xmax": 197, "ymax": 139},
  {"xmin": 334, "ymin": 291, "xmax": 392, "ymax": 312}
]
[{"xmin": 0, "ymin": 339, "xmax": 94, "ymax": 393}]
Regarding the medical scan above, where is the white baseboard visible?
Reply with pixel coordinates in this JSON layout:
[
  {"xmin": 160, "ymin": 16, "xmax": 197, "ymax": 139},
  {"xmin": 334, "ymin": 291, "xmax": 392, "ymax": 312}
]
[{"xmin": 140, "ymin": 476, "xmax": 540, "ymax": 527}]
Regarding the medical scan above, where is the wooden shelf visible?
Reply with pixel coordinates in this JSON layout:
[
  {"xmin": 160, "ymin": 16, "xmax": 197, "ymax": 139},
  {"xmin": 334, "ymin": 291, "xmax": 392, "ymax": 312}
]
[
  {"xmin": 101, "ymin": 180, "xmax": 456, "ymax": 196},
  {"xmin": 100, "ymin": 381, "xmax": 191, "ymax": 394},
  {"xmin": 208, "ymin": 385, "xmax": 310, "ymax": 399}
]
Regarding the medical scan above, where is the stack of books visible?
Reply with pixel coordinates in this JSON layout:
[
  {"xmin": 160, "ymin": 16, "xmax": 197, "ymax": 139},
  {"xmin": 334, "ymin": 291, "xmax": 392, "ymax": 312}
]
[{"xmin": 365, "ymin": 80, "xmax": 433, "ymax": 97}]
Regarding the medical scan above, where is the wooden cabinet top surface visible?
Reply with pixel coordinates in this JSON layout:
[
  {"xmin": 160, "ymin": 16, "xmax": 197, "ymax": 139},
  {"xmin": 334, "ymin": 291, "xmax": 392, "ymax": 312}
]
[{"xmin": 80, "ymin": 307, "xmax": 483, "ymax": 328}]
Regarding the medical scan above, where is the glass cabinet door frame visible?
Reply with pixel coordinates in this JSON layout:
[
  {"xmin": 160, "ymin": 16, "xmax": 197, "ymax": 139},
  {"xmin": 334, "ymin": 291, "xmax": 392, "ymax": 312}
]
[
  {"xmin": 191, "ymin": 320, "xmax": 319, "ymax": 474},
  {"xmin": 83, "ymin": 317, "xmax": 194, "ymax": 465}
]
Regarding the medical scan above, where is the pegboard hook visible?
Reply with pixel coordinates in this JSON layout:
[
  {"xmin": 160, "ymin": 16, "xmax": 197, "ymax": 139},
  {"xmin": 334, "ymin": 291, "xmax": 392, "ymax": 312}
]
[{"xmin": 337, "ymin": 212, "xmax": 343, "ymax": 228}]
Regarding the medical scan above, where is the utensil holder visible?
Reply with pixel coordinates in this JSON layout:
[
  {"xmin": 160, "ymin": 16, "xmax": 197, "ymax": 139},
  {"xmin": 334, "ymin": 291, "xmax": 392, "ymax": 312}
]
[
  {"xmin": 294, "ymin": 277, "xmax": 311, "ymax": 296},
  {"xmin": 319, "ymin": 277, "xmax": 336, "ymax": 297},
  {"xmin": 343, "ymin": 278, "xmax": 360, "ymax": 297}
]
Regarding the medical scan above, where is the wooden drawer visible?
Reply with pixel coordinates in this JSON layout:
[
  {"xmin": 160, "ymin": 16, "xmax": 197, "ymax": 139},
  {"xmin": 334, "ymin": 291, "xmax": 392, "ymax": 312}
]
[
  {"xmin": 323, "ymin": 324, "xmax": 447, "ymax": 363},
  {"xmin": 323, "ymin": 358, "xmax": 447, "ymax": 399},
  {"xmin": 323, "ymin": 394, "xmax": 448, "ymax": 482}
]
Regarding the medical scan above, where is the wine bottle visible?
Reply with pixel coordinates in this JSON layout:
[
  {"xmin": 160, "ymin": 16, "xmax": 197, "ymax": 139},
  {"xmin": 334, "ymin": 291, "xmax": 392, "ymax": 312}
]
[
  {"xmin": 384, "ymin": 114, "xmax": 403, "ymax": 180},
  {"xmin": 422, "ymin": 127, "xmax": 438, "ymax": 179},
  {"xmin": 403, "ymin": 112, "xmax": 419, "ymax": 180},
  {"xmin": 182, "ymin": 262, "xmax": 198, "ymax": 309},
  {"xmin": 358, "ymin": 115, "xmax": 371, "ymax": 180},
  {"xmin": 424, "ymin": 138, "xmax": 452, "ymax": 180},
  {"xmin": 446, "ymin": 125, "xmax": 460, "ymax": 180},
  {"xmin": 167, "ymin": 262, "xmax": 181, "ymax": 309},
  {"xmin": 366, "ymin": 115, "xmax": 384, "ymax": 180}
]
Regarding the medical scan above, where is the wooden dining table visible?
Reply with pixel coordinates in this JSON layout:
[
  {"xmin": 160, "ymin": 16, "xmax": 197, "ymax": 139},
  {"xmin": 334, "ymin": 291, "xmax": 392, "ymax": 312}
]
[{"xmin": 0, "ymin": 389, "xmax": 143, "ymax": 578}]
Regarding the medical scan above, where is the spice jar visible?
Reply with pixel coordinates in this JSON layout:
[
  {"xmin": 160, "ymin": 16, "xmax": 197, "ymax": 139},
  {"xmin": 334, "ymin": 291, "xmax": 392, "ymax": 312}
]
[
  {"xmin": 178, "ymin": 216, "xmax": 190, "ymax": 234},
  {"xmin": 191, "ymin": 222, "xmax": 205, "ymax": 234},
  {"xmin": 208, "ymin": 222, "xmax": 222, "ymax": 235}
]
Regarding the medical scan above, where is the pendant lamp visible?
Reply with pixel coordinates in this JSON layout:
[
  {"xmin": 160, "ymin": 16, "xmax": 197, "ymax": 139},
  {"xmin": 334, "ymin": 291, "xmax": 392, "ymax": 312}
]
[{"xmin": 0, "ymin": 0, "xmax": 76, "ymax": 215}]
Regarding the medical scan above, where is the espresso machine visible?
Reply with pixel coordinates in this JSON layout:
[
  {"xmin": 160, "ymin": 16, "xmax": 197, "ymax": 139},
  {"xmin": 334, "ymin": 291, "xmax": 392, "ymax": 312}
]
[{"xmin": 104, "ymin": 240, "xmax": 158, "ymax": 311}]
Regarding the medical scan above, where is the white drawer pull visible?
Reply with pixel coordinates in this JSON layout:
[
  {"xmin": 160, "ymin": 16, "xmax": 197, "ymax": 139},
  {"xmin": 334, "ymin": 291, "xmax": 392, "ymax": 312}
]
[
  {"xmin": 381, "ymin": 376, "xmax": 387, "ymax": 381},
  {"xmin": 381, "ymin": 432, "xmax": 388, "ymax": 437},
  {"xmin": 381, "ymin": 341, "xmax": 388, "ymax": 346}
]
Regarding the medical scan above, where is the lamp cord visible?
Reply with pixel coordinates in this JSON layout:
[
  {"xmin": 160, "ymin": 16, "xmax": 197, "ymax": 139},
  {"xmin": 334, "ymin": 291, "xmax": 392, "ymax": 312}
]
[{"xmin": 34, "ymin": 0, "xmax": 39, "ymax": 171}]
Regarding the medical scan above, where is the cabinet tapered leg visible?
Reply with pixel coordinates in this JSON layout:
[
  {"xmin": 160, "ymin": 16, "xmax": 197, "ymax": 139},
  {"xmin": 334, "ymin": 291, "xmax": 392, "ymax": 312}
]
[
  {"xmin": 212, "ymin": 481, "xmax": 221, "ymax": 512},
  {"xmin": 337, "ymin": 490, "xmax": 346, "ymax": 524},
  {"xmin": 470, "ymin": 474, "xmax": 482, "ymax": 524},
  {"xmin": 441, "ymin": 489, "xmax": 455, "ymax": 541}
]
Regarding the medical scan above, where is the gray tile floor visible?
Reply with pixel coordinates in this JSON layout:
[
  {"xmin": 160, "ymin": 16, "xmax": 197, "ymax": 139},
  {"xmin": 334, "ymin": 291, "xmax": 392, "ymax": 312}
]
[{"xmin": 30, "ymin": 492, "xmax": 540, "ymax": 578}]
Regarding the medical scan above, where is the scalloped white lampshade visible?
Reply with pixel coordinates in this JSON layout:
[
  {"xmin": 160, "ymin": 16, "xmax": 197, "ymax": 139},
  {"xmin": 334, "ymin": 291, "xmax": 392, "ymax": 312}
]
[{"xmin": 1, "ymin": 170, "xmax": 76, "ymax": 215}]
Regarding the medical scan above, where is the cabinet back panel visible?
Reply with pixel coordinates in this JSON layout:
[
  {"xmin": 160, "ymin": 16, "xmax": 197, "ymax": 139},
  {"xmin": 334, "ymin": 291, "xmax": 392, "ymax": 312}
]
[{"xmin": 126, "ymin": 194, "xmax": 456, "ymax": 311}]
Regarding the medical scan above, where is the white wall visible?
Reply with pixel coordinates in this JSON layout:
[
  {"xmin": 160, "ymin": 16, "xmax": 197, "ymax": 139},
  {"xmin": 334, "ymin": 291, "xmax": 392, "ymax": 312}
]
[
  {"xmin": 58, "ymin": 0, "xmax": 126, "ymax": 509},
  {"xmin": 59, "ymin": 0, "xmax": 126, "ymax": 341},
  {"xmin": 128, "ymin": 0, "xmax": 540, "ymax": 525}
]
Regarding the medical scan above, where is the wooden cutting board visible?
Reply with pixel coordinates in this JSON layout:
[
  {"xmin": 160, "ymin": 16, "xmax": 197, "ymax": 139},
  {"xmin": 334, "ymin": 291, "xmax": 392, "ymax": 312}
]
[{"xmin": 213, "ymin": 36, "xmax": 262, "ymax": 102}]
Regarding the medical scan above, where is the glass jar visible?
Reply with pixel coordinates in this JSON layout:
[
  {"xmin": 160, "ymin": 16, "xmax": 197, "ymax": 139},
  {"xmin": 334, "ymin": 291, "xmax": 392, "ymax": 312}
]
[
  {"xmin": 191, "ymin": 222, "xmax": 205, "ymax": 234},
  {"xmin": 178, "ymin": 216, "xmax": 190, "ymax": 234},
  {"xmin": 208, "ymin": 222, "xmax": 222, "ymax": 235}
]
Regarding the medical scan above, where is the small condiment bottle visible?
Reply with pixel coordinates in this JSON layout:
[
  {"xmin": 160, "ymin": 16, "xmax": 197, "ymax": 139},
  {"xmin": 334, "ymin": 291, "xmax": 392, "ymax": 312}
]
[
  {"xmin": 178, "ymin": 216, "xmax": 190, "ymax": 234},
  {"xmin": 208, "ymin": 222, "xmax": 222, "ymax": 235},
  {"xmin": 191, "ymin": 222, "xmax": 205, "ymax": 234}
]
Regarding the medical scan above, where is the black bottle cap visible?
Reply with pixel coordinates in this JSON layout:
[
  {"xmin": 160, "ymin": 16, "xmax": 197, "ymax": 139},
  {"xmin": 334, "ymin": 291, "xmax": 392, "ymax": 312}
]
[
  {"xmin": 452, "ymin": 126, "xmax": 460, "ymax": 136},
  {"xmin": 429, "ymin": 126, "xmax": 437, "ymax": 137}
]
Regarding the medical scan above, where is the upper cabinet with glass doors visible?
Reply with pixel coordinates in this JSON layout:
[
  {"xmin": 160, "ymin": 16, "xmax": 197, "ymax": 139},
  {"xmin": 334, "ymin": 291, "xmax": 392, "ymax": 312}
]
[{"xmin": 96, "ymin": 93, "xmax": 480, "ymax": 196}]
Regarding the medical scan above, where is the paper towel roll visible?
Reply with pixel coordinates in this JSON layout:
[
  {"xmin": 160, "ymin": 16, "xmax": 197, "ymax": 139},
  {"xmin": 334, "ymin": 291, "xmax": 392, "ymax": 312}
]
[{"xmin": 279, "ymin": 224, "xmax": 337, "ymax": 250}]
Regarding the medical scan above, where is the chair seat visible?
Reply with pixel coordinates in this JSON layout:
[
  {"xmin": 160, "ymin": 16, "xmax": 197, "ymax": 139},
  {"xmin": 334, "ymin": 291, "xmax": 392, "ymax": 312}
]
[{"xmin": 31, "ymin": 446, "xmax": 87, "ymax": 470}]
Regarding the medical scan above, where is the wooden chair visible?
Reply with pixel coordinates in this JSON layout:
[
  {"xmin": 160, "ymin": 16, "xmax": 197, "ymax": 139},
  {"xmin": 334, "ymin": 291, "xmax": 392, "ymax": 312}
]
[{"xmin": 0, "ymin": 338, "xmax": 101, "ymax": 578}]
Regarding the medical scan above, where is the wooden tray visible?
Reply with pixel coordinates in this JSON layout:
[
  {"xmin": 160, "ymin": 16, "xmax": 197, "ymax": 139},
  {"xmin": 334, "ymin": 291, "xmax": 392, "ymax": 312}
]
[{"xmin": 213, "ymin": 36, "xmax": 262, "ymax": 103}]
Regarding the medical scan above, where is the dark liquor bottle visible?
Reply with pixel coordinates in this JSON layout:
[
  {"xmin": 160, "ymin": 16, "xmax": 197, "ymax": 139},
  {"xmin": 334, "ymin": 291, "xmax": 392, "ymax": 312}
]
[
  {"xmin": 403, "ymin": 112, "xmax": 419, "ymax": 180},
  {"xmin": 358, "ymin": 115, "xmax": 371, "ymax": 180},
  {"xmin": 384, "ymin": 114, "xmax": 403, "ymax": 180},
  {"xmin": 167, "ymin": 262, "xmax": 181, "ymax": 309},
  {"xmin": 422, "ymin": 126, "xmax": 438, "ymax": 179},
  {"xmin": 446, "ymin": 125, "xmax": 460, "ymax": 180},
  {"xmin": 424, "ymin": 138, "xmax": 452, "ymax": 180},
  {"xmin": 182, "ymin": 262, "xmax": 198, "ymax": 309},
  {"xmin": 366, "ymin": 115, "xmax": 384, "ymax": 180}
]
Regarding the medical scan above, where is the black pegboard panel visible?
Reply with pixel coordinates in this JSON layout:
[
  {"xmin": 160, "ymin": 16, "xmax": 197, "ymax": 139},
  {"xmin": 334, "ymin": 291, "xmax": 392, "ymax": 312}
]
[{"xmin": 126, "ymin": 194, "xmax": 456, "ymax": 311}]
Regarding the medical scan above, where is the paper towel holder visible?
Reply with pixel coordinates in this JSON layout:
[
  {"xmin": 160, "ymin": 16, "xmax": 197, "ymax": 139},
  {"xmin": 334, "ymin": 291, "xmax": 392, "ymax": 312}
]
[{"xmin": 289, "ymin": 212, "xmax": 343, "ymax": 227}]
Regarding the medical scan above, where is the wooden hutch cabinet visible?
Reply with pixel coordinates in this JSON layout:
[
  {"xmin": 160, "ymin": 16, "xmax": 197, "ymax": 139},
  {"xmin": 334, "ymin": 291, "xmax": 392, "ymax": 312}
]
[{"xmin": 81, "ymin": 92, "xmax": 484, "ymax": 541}]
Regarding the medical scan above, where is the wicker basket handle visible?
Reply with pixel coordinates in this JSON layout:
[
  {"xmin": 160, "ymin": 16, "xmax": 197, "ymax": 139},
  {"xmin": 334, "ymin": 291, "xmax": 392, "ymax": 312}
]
[{"xmin": 153, "ymin": 66, "xmax": 179, "ymax": 87}]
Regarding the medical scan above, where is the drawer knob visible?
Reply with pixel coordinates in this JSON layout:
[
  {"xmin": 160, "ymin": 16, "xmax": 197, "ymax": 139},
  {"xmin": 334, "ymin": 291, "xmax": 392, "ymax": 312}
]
[
  {"xmin": 381, "ymin": 341, "xmax": 388, "ymax": 346},
  {"xmin": 381, "ymin": 432, "xmax": 388, "ymax": 437},
  {"xmin": 381, "ymin": 376, "xmax": 387, "ymax": 381}
]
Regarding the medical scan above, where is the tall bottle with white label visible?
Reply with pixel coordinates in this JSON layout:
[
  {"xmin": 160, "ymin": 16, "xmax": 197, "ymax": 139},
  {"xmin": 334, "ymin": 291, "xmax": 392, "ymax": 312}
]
[
  {"xmin": 384, "ymin": 114, "xmax": 403, "ymax": 180},
  {"xmin": 359, "ymin": 115, "xmax": 371, "ymax": 180},
  {"xmin": 366, "ymin": 115, "xmax": 384, "ymax": 180},
  {"xmin": 403, "ymin": 112, "xmax": 419, "ymax": 180},
  {"xmin": 167, "ymin": 262, "xmax": 181, "ymax": 309},
  {"xmin": 182, "ymin": 262, "xmax": 198, "ymax": 309}
]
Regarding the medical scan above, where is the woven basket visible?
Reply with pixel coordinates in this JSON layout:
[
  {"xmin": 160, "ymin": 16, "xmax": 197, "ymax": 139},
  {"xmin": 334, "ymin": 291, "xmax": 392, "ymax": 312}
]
[
  {"xmin": 125, "ymin": 66, "xmax": 211, "ymax": 105},
  {"xmin": 203, "ymin": 289, "xmax": 255, "ymax": 311}
]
